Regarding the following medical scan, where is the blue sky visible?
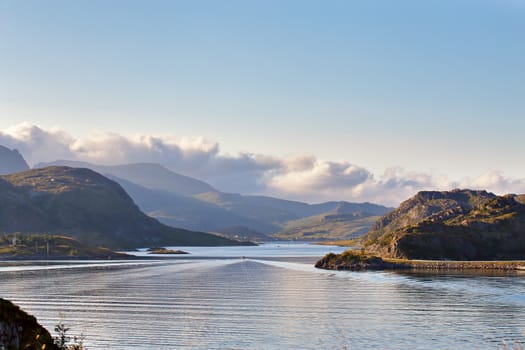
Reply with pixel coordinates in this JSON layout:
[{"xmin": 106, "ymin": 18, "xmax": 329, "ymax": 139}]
[{"xmin": 1, "ymin": 0, "xmax": 524, "ymax": 203}]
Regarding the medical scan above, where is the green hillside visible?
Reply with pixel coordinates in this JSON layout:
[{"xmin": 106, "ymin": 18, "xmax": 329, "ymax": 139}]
[
  {"xmin": 0, "ymin": 167, "xmax": 249, "ymax": 249},
  {"xmin": 273, "ymin": 213, "xmax": 381, "ymax": 241},
  {"xmin": 273, "ymin": 202, "xmax": 391, "ymax": 241}
]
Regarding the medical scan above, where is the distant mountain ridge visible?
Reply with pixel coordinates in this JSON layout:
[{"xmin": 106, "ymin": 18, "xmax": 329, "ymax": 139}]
[
  {"xmin": 109, "ymin": 175, "xmax": 278, "ymax": 233},
  {"xmin": 0, "ymin": 145, "xmax": 29, "ymax": 175},
  {"xmin": 0, "ymin": 166, "xmax": 244, "ymax": 249},
  {"xmin": 363, "ymin": 189, "xmax": 525, "ymax": 260},
  {"xmin": 35, "ymin": 159, "xmax": 393, "ymax": 240},
  {"xmin": 35, "ymin": 160, "xmax": 216, "ymax": 195}
]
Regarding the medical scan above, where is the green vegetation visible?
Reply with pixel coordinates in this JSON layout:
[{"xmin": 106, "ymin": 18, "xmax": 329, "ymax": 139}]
[
  {"xmin": 54, "ymin": 321, "xmax": 87, "ymax": 350},
  {"xmin": 0, "ymin": 166, "xmax": 250, "ymax": 249},
  {"xmin": 315, "ymin": 250, "xmax": 525, "ymax": 271},
  {"xmin": 361, "ymin": 190, "xmax": 525, "ymax": 260},
  {"xmin": 315, "ymin": 250, "xmax": 398, "ymax": 270},
  {"xmin": 147, "ymin": 247, "xmax": 188, "ymax": 254},
  {"xmin": 317, "ymin": 190, "xmax": 525, "ymax": 270},
  {"xmin": 0, "ymin": 233, "xmax": 130, "ymax": 259},
  {"xmin": 195, "ymin": 192, "xmax": 391, "ymax": 239},
  {"xmin": 273, "ymin": 212, "xmax": 381, "ymax": 241},
  {"xmin": 0, "ymin": 298, "xmax": 88, "ymax": 350},
  {"xmin": 315, "ymin": 239, "xmax": 362, "ymax": 247}
]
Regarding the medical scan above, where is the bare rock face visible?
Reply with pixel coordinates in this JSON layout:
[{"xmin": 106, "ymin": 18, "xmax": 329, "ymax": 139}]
[
  {"xmin": 363, "ymin": 189, "xmax": 525, "ymax": 260},
  {"xmin": 0, "ymin": 298, "xmax": 58, "ymax": 350}
]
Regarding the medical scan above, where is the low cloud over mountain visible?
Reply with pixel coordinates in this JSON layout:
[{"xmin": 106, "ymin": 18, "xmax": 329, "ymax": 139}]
[{"xmin": 2, "ymin": 123, "xmax": 524, "ymax": 206}]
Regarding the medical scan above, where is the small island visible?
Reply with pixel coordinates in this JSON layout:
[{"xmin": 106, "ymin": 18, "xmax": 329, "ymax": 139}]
[{"xmin": 147, "ymin": 247, "xmax": 189, "ymax": 255}]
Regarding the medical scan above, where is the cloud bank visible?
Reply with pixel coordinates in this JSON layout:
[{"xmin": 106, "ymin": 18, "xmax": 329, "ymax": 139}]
[{"xmin": 2, "ymin": 123, "xmax": 525, "ymax": 206}]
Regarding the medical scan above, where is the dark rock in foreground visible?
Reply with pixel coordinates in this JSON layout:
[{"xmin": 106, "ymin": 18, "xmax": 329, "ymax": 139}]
[{"xmin": 0, "ymin": 298, "xmax": 59, "ymax": 350}]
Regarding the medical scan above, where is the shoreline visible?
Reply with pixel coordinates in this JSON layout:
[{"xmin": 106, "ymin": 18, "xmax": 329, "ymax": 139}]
[
  {"xmin": 315, "ymin": 251, "xmax": 525, "ymax": 271},
  {"xmin": 383, "ymin": 259, "xmax": 525, "ymax": 271}
]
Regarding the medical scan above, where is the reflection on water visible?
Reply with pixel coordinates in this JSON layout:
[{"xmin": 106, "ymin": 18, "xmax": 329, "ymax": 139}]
[{"xmin": 0, "ymin": 244, "xmax": 524, "ymax": 349}]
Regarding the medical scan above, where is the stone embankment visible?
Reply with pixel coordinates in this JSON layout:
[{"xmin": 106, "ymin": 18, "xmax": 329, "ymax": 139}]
[{"xmin": 315, "ymin": 251, "xmax": 525, "ymax": 271}]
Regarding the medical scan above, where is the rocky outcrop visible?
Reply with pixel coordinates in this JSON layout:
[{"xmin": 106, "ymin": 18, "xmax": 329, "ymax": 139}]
[
  {"xmin": 365, "ymin": 189, "xmax": 496, "ymax": 243},
  {"xmin": 315, "ymin": 251, "xmax": 405, "ymax": 270},
  {"xmin": 0, "ymin": 298, "xmax": 59, "ymax": 350},
  {"xmin": 363, "ymin": 190, "xmax": 525, "ymax": 260}
]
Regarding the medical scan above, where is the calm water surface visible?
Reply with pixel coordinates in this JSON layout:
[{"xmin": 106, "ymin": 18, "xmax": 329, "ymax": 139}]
[{"xmin": 1, "ymin": 243, "xmax": 525, "ymax": 349}]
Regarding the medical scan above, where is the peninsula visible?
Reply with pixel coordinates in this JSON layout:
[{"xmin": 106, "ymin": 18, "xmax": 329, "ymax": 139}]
[{"xmin": 316, "ymin": 189, "xmax": 525, "ymax": 271}]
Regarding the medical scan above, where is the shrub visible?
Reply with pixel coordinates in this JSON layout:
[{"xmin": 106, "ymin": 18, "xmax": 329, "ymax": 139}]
[{"xmin": 54, "ymin": 321, "xmax": 87, "ymax": 350}]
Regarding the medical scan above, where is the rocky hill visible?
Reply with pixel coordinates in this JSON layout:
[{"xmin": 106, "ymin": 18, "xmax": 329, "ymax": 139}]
[
  {"xmin": 0, "ymin": 145, "xmax": 29, "ymax": 175},
  {"xmin": 0, "ymin": 166, "xmax": 247, "ymax": 249},
  {"xmin": 363, "ymin": 189, "xmax": 525, "ymax": 260}
]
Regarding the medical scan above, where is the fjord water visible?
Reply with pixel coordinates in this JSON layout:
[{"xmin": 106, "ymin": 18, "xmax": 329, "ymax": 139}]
[{"xmin": 1, "ymin": 244, "xmax": 525, "ymax": 349}]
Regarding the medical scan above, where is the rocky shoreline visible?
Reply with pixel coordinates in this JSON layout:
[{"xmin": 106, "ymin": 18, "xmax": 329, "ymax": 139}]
[{"xmin": 315, "ymin": 251, "xmax": 525, "ymax": 271}]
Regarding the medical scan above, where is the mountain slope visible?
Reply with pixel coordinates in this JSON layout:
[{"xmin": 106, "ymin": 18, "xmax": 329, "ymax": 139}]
[
  {"xmin": 110, "ymin": 175, "xmax": 278, "ymax": 233},
  {"xmin": 35, "ymin": 160, "xmax": 216, "ymax": 195},
  {"xmin": 0, "ymin": 145, "xmax": 29, "ymax": 175},
  {"xmin": 35, "ymin": 160, "xmax": 392, "ymax": 238},
  {"xmin": 364, "ymin": 189, "xmax": 496, "ymax": 243},
  {"xmin": 363, "ymin": 189, "xmax": 525, "ymax": 260},
  {"xmin": 1, "ymin": 167, "xmax": 245, "ymax": 249},
  {"xmin": 273, "ymin": 202, "xmax": 391, "ymax": 240},
  {"xmin": 194, "ymin": 192, "xmax": 383, "ymax": 226}
]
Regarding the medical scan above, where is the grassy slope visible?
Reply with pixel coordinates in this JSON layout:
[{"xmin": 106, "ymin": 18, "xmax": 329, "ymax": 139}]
[
  {"xmin": 0, "ymin": 233, "xmax": 130, "ymax": 259},
  {"xmin": 273, "ymin": 213, "xmax": 380, "ymax": 241},
  {"xmin": 1, "ymin": 167, "xmax": 247, "ymax": 249}
]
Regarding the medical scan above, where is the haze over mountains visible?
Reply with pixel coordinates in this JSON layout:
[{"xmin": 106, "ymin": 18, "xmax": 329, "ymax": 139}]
[
  {"xmin": 0, "ymin": 145, "xmax": 29, "ymax": 175},
  {"xmin": 36, "ymin": 160, "xmax": 392, "ymax": 241},
  {"xmin": 0, "ymin": 166, "xmax": 241, "ymax": 248},
  {"xmin": 4, "ymin": 145, "xmax": 525, "ymax": 255}
]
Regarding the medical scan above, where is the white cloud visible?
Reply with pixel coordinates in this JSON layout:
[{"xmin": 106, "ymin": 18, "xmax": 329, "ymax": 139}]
[
  {"xmin": 269, "ymin": 160, "xmax": 371, "ymax": 193},
  {"xmin": 0, "ymin": 123, "xmax": 75, "ymax": 163},
  {"xmin": 469, "ymin": 170, "xmax": 525, "ymax": 195},
  {"xmin": 1, "ymin": 122, "xmax": 525, "ymax": 206}
]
